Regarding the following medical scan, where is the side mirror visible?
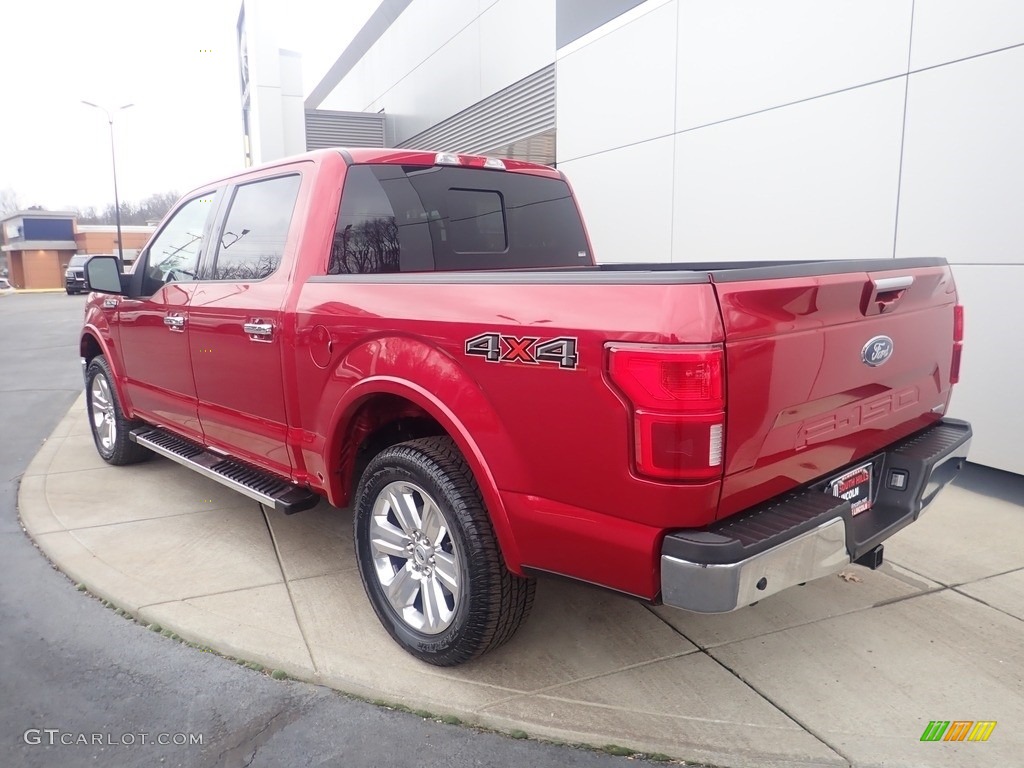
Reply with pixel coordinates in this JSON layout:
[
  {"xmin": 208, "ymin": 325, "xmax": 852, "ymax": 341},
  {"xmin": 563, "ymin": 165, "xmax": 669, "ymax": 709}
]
[{"xmin": 85, "ymin": 256, "xmax": 125, "ymax": 294}]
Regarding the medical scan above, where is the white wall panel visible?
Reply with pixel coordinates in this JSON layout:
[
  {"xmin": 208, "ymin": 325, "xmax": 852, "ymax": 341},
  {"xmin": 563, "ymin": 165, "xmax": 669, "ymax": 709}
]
[
  {"xmin": 556, "ymin": 1, "xmax": 677, "ymax": 162},
  {"xmin": 673, "ymin": 80, "xmax": 905, "ymax": 262},
  {"xmin": 319, "ymin": 56, "xmax": 375, "ymax": 112},
  {"xmin": 676, "ymin": 0, "xmax": 912, "ymax": 130},
  {"xmin": 479, "ymin": 0, "xmax": 555, "ymax": 96},
  {"xmin": 376, "ymin": 26, "xmax": 483, "ymax": 145},
  {"xmin": 253, "ymin": 85, "xmax": 284, "ymax": 160},
  {"xmin": 911, "ymin": 0, "xmax": 1024, "ymax": 70},
  {"xmin": 374, "ymin": 0, "xmax": 478, "ymax": 94},
  {"xmin": 558, "ymin": 136, "xmax": 675, "ymax": 264},
  {"xmin": 317, "ymin": 0, "xmax": 482, "ymax": 113},
  {"xmin": 947, "ymin": 265, "xmax": 1024, "ymax": 475},
  {"xmin": 896, "ymin": 47, "xmax": 1024, "ymax": 266}
]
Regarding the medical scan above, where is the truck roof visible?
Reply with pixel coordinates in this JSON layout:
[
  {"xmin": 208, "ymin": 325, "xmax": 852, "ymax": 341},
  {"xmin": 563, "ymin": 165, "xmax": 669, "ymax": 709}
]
[
  {"xmin": 192, "ymin": 148, "xmax": 563, "ymax": 197},
  {"xmin": 340, "ymin": 147, "xmax": 563, "ymax": 179}
]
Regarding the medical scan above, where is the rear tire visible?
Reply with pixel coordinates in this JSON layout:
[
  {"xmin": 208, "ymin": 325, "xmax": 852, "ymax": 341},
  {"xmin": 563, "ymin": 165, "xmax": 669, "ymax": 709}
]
[
  {"xmin": 85, "ymin": 356, "xmax": 151, "ymax": 465},
  {"xmin": 353, "ymin": 436, "xmax": 535, "ymax": 666}
]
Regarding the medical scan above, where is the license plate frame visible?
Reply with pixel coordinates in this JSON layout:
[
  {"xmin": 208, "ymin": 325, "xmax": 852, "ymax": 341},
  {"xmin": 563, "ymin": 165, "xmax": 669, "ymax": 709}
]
[{"xmin": 826, "ymin": 461, "xmax": 874, "ymax": 516}]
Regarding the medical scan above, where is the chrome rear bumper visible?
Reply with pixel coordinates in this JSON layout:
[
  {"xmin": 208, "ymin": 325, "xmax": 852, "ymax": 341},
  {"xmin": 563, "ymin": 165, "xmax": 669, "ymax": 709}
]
[
  {"xmin": 661, "ymin": 518, "xmax": 850, "ymax": 613},
  {"xmin": 659, "ymin": 418, "xmax": 972, "ymax": 613}
]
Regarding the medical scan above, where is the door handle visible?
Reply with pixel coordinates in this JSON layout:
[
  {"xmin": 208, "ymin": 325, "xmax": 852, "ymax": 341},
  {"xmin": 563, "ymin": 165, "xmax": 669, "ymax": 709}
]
[
  {"xmin": 872, "ymin": 276, "xmax": 914, "ymax": 292},
  {"xmin": 874, "ymin": 276, "xmax": 912, "ymax": 313},
  {"xmin": 863, "ymin": 275, "xmax": 914, "ymax": 316},
  {"xmin": 163, "ymin": 315, "xmax": 186, "ymax": 331},
  {"xmin": 243, "ymin": 321, "xmax": 274, "ymax": 342}
]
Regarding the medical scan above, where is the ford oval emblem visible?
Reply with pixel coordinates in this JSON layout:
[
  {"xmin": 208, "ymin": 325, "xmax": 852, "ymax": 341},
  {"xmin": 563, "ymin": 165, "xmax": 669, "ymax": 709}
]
[{"xmin": 862, "ymin": 335, "xmax": 894, "ymax": 367}]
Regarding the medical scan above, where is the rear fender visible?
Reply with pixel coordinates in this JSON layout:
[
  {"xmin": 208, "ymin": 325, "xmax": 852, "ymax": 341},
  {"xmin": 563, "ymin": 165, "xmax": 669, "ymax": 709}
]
[{"xmin": 320, "ymin": 337, "xmax": 527, "ymax": 573}]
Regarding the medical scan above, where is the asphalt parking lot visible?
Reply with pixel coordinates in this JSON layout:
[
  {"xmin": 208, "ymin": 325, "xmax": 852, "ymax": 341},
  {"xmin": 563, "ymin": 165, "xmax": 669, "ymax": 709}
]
[{"xmin": 6, "ymin": 291, "xmax": 1024, "ymax": 767}]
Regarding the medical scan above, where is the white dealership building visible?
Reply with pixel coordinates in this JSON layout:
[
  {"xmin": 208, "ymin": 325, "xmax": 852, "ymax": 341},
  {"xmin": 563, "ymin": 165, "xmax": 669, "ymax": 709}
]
[{"xmin": 240, "ymin": 0, "xmax": 1024, "ymax": 476}]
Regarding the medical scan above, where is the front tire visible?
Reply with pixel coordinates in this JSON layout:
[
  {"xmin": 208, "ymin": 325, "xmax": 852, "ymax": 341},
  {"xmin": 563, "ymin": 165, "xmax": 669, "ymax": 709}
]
[
  {"xmin": 85, "ymin": 356, "xmax": 151, "ymax": 465},
  {"xmin": 353, "ymin": 436, "xmax": 535, "ymax": 666}
]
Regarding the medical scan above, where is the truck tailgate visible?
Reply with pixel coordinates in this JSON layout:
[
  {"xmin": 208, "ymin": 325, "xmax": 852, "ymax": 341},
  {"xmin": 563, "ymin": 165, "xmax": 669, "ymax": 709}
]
[{"xmin": 712, "ymin": 261, "xmax": 959, "ymax": 519}]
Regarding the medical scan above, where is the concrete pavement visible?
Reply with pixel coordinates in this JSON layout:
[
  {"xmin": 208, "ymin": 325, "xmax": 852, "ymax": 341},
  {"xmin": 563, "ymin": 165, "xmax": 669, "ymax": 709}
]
[{"xmin": 20, "ymin": 395, "xmax": 1024, "ymax": 768}]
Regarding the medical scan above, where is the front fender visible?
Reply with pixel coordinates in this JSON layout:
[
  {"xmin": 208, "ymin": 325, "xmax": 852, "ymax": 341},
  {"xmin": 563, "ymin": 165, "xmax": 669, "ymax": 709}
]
[
  {"xmin": 318, "ymin": 336, "xmax": 529, "ymax": 573},
  {"xmin": 80, "ymin": 320, "xmax": 134, "ymax": 418}
]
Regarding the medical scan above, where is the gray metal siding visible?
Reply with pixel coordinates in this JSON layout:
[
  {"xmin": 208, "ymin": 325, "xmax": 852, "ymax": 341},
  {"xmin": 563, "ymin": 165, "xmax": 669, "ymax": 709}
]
[
  {"xmin": 397, "ymin": 65, "xmax": 555, "ymax": 155},
  {"xmin": 556, "ymin": 0, "xmax": 646, "ymax": 48},
  {"xmin": 304, "ymin": 110, "xmax": 386, "ymax": 150}
]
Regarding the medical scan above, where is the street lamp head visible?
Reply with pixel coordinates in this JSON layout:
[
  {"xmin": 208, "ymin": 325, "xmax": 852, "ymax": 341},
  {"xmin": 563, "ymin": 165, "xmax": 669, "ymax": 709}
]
[{"xmin": 81, "ymin": 101, "xmax": 133, "ymax": 120}]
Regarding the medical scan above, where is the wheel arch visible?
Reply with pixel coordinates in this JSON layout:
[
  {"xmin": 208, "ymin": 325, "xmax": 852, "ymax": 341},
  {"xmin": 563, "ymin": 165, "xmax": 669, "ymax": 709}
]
[
  {"xmin": 80, "ymin": 330, "xmax": 104, "ymax": 364},
  {"xmin": 80, "ymin": 328, "xmax": 134, "ymax": 418},
  {"xmin": 324, "ymin": 376, "xmax": 526, "ymax": 575}
]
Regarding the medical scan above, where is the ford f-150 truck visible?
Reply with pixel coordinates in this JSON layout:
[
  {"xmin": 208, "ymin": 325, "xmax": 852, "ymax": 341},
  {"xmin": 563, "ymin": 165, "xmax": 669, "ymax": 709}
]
[{"xmin": 80, "ymin": 148, "xmax": 971, "ymax": 666}]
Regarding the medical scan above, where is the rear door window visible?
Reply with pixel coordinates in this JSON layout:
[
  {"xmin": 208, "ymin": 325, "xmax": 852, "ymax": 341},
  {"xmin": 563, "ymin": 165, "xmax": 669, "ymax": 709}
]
[{"xmin": 207, "ymin": 174, "xmax": 301, "ymax": 281}]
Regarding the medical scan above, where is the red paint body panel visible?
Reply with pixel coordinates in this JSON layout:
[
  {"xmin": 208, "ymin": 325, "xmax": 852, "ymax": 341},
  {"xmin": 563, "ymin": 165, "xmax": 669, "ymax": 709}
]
[
  {"xmin": 188, "ymin": 280, "xmax": 292, "ymax": 474},
  {"xmin": 713, "ymin": 267, "xmax": 956, "ymax": 518},
  {"xmin": 116, "ymin": 284, "xmax": 201, "ymax": 434},
  {"xmin": 81, "ymin": 148, "xmax": 963, "ymax": 601}
]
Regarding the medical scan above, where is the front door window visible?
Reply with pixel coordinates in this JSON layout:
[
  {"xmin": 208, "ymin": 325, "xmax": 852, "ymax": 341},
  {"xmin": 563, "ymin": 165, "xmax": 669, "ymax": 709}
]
[{"xmin": 141, "ymin": 194, "xmax": 216, "ymax": 294}]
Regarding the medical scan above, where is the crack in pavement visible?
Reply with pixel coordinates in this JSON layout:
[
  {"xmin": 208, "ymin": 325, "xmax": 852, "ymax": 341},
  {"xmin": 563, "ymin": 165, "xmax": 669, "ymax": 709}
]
[
  {"xmin": 950, "ymin": 585, "xmax": 1024, "ymax": 625},
  {"xmin": 215, "ymin": 705, "xmax": 304, "ymax": 768},
  {"xmin": 260, "ymin": 503, "xmax": 320, "ymax": 675},
  {"xmin": 642, "ymin": 604, "xmax": 854, "ymax": 767}
]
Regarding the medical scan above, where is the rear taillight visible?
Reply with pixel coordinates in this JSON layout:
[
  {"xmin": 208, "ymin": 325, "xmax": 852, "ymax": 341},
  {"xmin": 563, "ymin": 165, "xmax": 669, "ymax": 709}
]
[
  {"xmin": 607, "ymin": 344, "xmax": 725, "ymax": 481},
  {"xmin": 951, "ymin": 305, "xmax": 964, "ymax": 384}
]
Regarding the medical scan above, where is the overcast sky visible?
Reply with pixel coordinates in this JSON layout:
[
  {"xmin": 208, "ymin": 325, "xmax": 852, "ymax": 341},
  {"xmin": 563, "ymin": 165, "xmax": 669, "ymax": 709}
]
[{"xmin": 0, "ymin": 0, "xmax": 377, "ymax": 212}]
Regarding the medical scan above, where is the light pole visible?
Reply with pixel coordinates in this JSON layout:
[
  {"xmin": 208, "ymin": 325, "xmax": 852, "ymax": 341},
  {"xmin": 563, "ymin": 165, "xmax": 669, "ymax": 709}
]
[{"xmin": 82, "ymin": 101, "xmax": 133, "ymax": 266}]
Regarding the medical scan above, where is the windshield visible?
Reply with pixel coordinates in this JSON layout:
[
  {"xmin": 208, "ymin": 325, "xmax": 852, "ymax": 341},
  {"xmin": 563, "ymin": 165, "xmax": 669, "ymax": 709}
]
[{"xmin": 68, "ymin": 256, "xmax": 89, "ymax": 267}]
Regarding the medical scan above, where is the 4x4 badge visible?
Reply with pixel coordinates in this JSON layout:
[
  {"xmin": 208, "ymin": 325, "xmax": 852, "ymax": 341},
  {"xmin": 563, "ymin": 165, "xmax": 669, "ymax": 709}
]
[{"xmin": 465, "ymin": 332, "xmax": 579, "ymax": 370}]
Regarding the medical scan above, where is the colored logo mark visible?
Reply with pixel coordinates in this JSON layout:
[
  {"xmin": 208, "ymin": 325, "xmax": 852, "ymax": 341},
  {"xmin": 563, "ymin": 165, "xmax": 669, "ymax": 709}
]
[{"xmin": 920, "ymin": 720, "xmax": 996, "ymax": 742}]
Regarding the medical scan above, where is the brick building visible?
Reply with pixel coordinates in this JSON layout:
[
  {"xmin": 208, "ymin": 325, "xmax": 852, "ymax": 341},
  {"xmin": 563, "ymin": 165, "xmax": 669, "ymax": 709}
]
[
  {"xmin": 0, "ymin": 211, "xmax": 154, "ymax": 289},
  {"xmin": 74, "ymin": 225, "xmax": 154, "ymax": 263}
]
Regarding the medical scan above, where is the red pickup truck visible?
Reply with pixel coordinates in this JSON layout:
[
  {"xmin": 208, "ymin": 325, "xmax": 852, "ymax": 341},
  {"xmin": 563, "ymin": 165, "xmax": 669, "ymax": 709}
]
[{"xmin": 80, "ymin": 148, "xmax": 971, "ymax": 666}]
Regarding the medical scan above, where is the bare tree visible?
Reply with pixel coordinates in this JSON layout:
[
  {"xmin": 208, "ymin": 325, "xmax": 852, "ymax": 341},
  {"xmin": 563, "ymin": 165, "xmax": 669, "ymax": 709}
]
[
  {"xmin": 75, "ymin": 191, "xmax": 179, "ymax": 225},
  {"xmin": 329, "ymin": 217, "xmax": 400, "ymax": 274},
  {"xmin": 0, "ymin": 188, "xmax": 20, "ymax": 217}
]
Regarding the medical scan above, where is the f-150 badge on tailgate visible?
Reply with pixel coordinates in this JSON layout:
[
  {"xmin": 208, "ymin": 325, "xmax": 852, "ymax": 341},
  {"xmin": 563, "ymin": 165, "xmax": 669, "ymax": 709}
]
[
  {"xmin": 465, "ymin": 332, "xmax": 579, "ymax": 369},
  {"xmin": 862, "ymin": 335, "xmax": 894, "ymax": 367}
]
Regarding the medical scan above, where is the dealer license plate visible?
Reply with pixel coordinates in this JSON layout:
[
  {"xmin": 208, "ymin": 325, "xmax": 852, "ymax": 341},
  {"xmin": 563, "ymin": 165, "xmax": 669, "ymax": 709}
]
[{"xmin": 826, "ymin": 462, "xmax": 873, "ymax": 515}]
